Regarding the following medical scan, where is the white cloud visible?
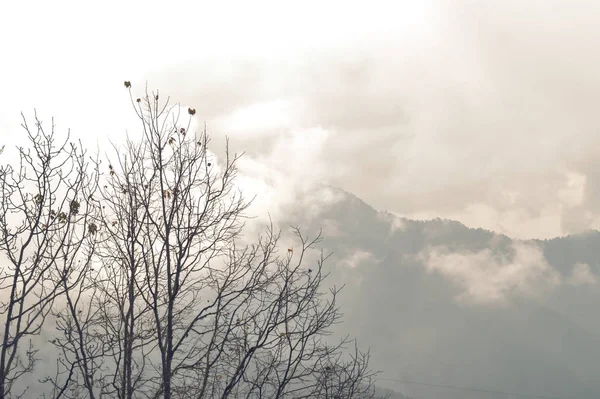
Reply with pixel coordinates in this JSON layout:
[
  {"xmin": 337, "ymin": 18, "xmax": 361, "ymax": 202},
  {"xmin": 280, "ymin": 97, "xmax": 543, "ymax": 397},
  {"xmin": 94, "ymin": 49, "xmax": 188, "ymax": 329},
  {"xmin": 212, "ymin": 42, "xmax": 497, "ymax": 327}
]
[
  {"xmin": 557, "ymin": 172, "xmax": 587, "ymax": 207},
  {"xmin": 340, "ymin": 250, "xmax": 375, "ymax": 270},
  {"xmin": 216, "ymin": 99, "xmax": 296, "ymax": 138},
  {"xmin": 422, "ymin": 243, "xmax": 561, "ymax": 305},
  {"xmin": 148, "ymin": 1, "xmax": 600, "ymax": 240},
  {"xmin": 231, "ymin": 124, "xmax": 347, "ymax": 228},
  {"xmin": 568, "ymin": 263, "xmax": 598, "ymax": 286},
  {"xmin": 6, "ymin": 0, "xmax": 600, "ymax": 240},
  {"xmin": 377, "ymin": 212, "xmax": 406, "ymax": 234}
]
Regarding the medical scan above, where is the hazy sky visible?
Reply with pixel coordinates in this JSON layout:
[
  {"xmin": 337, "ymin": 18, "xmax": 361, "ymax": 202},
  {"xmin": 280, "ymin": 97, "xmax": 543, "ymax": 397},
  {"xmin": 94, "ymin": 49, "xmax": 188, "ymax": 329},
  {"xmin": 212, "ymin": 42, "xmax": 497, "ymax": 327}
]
[{"xmin": 2, "ymin": 0, "xmax": 600, "ymax": 239}]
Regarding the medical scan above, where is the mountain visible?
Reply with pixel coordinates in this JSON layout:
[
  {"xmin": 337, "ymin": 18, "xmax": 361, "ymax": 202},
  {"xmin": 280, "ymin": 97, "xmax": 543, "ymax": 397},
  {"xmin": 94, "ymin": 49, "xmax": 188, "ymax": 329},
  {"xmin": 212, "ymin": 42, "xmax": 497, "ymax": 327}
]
[
  {"xmin": 10, "ymin": 184, "xmax": 600, "ymax": 399},
  {"xmin": 275, "ymin": 185, "xmax": 600, "ymax": 399}
]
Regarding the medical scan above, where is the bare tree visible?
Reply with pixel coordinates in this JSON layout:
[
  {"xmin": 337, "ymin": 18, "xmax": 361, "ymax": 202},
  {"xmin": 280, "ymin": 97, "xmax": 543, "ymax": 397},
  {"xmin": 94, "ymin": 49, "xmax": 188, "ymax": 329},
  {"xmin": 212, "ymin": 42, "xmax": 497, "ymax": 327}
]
[
  {"xmin": 0, "ymin": 114, "xmax": 99, "ymax": 398},
  {"xmin": 48, "ymin": 84, "xmax": 384, "ymax": 399}
]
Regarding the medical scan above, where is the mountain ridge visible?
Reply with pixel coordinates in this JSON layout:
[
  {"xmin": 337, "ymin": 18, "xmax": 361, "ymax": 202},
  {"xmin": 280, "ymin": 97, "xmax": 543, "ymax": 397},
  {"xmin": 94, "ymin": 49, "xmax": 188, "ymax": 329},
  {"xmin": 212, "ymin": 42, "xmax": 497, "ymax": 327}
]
[{"xmin": 274, "ymin": 185, "xmax": 600, "ymax": 399}]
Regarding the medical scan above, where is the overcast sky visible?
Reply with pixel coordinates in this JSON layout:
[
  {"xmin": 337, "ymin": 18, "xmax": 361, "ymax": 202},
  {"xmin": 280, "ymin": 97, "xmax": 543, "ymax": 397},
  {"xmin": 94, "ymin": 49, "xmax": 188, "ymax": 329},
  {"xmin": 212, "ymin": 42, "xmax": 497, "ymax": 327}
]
[{"xmin": 2, "ymin": 0, "xmax": 600, "ymax": 240}]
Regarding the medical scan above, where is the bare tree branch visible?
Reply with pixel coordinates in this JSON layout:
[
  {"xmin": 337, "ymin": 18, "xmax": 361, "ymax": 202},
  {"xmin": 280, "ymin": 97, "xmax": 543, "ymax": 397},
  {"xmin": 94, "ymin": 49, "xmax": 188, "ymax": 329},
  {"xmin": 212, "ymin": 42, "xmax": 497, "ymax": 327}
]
[
  {"xmin": 0, "ymin": 113, "xmax": 100, "ymax": 398},
  {"xmin": 43, "ymin": 84, "xmax": 385, "ymax": 399}
]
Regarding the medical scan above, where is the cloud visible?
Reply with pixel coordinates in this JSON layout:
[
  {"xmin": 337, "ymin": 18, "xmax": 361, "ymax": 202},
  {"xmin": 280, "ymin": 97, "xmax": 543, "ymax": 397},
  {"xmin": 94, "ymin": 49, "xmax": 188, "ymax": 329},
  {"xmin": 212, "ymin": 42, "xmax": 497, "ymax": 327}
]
[
  {"xmin": 377, "ymin": 212, "xmax": 406, "ymax": 234},
  {"xmin": 6, "ymin": 0, "xmax": 600, "ymax": 239},
  {"xmin": 138, "ymin": 0, "xmax": 600, "ymax": 240},
  {"xmin": 568, "ymin": 263, "xmax": 598, "ymax": 286},
  {"xmin": 235, "ymin": 156, "xmax": 345, "ymax": 223},
  {"xmin": 421, "ymin": 242, "xmax": 561, "ymax": 305},
  {"xmin": 340, "ymin": 250, "xmax": 375, "ymax": 270}
]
